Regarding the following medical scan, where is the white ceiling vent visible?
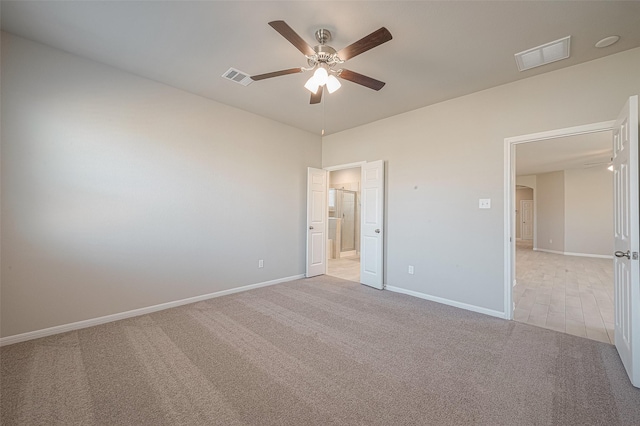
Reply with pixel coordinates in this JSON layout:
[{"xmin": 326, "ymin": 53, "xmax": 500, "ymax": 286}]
[
  {"xmin": 514, "ymin": 36, "xmax": 571, "ymax": 72},
  {"xmin": 222, "ymin": 68, "xmax": 253, "ymax": 86}
]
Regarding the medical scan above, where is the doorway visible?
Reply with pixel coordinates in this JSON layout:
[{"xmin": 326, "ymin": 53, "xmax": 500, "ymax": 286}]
[
  {"xmin": 307, "ymin": 160, "xmax": 385, "ymax": 288},
  {"xmin": 505, "ymin": 122, "xmax": 616, "ymax": 343},
  {"xmin": 518, "ymin": 195, "xmax": 534, "ymax": 241},
  {"xmin": 327, "ymin": 167, "xmax": 361, "ymax": 282}
]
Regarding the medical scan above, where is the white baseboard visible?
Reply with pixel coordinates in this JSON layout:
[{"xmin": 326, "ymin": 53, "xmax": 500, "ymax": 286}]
[
  {"xmin": 563, "ymin": 251, "xmax": 613, "ymax": 259},
  {"xmin": 534, "ymin": 248, "xmax": 612, "ymax": 259},
  {"xmin": 534, "ymin": 248, "xmax": 564, "ymax": 255},
  {"xmin": 0, "ymin": 274, "xmax": 305, "ymax": 347},
  {"xmin": 385, "ymin": 285, "xmax": 507, "ymax": 320},
  {"xmin": 340, "ymin": 250, "xmax": 357, "ymax": 258}
]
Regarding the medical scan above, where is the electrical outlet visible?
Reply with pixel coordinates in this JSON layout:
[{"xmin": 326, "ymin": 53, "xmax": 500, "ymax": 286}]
[
  {"xmin": 408, "ymin": 265, "xmax": 414, "ymax": 275},
  {"xmin": 549, "ymin": 239, "xmax": 552, "ymax": 244},
  {"xmin": 258, "ymin": 259, "xmax": 264, "ymax": 268},
  {"xmin": 479, "ymin": 199, "xmax": 491, "ymax": 209}
]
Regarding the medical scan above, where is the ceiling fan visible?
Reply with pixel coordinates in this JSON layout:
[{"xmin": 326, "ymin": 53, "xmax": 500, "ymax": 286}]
[{"xmin": 250, "ymin": 21, "xmax": 392, "ymax": 104}]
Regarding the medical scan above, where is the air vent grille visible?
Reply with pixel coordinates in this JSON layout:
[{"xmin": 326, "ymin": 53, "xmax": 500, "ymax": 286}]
[
  {"xmin": 222, "ymin": 68, "xmax": 253, "ymax": 86},
  {"xmin": 514, "ymin": 36, "xmax": 571, "ymax": 72}
]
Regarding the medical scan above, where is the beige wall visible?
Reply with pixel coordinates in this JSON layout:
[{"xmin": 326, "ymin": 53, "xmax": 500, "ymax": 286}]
[
  {"xmin": 323, "ymin": 47, "xmax": 640, "ymax": 314},
  {"xmin": 530, "ymin": 167, "xmax": 612, "ymax": 256},
  {"xmin": 536, "ymin": 171, "xmax": 565, "ymax": 252},
  {"xmin": 3, "ymin": 33, "xmax": 636, "ymax": 336},
  {"xmin": 1, "ymin": 34, "xmax": 322, "ymax": 337},
  {"xmin": 515, "ymin": 188, "xmax": 533, "ymax": 239},
  {"xmin": 564, "ymin": 167, "xmax": 613, "ymax": 256},
  {"xmin": 516, "ymin": 175, "xmax": 537, "ymax": 191},
  {"xmin": 329, "ymin": 167, "xmax": 361, "ymax": 189}
]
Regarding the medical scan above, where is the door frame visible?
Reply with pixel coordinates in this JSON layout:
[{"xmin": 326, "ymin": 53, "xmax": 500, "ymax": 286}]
[
  {"xmin": 324, "ymin": 161, "xmax": 367, "ymax": 272},
  {"xmin": 503, "ymin": 120, "xmax": 615, "ymax": 319}
]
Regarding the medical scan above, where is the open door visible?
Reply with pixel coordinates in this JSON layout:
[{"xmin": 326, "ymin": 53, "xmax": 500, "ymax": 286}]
[
  {"xmin": 360, "ymin": 160, "xmax": 384, "ymax": 289},
  {"xmin": 613, "ymin": 95, "xmax": 640, "ymax": 387},
  {"xmin": 307, "ymin": 167, "xmax": 327, "ymax": 277}
]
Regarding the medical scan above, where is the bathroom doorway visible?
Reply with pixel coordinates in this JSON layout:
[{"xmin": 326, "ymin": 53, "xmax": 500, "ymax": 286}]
[{"xmin": 327, "ymin": 167, "xmax": 361, "ymax": 282}]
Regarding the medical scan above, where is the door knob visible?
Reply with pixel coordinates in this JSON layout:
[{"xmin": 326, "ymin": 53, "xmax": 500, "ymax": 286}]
[
  {"xmin": 309, "ymin": 226, "xmax": 314, "ymax": 230},
  {"xmin": 615, "ymin": 250, "xmax": 631, "ymax": 259},
  {"xmin": 375, "ymin": 229, "xmax": 381, "ymax": 234}
]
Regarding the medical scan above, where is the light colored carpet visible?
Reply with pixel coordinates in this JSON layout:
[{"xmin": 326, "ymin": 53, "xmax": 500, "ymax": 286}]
[{"xmin": 2, "ymin": 275, "xmax": 640, "ymax": 425}]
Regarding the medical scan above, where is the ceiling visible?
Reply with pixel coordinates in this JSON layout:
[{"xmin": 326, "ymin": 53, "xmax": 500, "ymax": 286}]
[
  {"xmin": 2, "ymin": 1, "xmax": 640, "ymax": 136},
  {"xmin": 516, "ymin": 131, "xmax": 613, "ymax": 176}
]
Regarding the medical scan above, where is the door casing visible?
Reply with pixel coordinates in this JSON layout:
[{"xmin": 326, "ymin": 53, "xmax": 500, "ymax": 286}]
[{"xmin": 504, "ymin": 120, "xmax": 616, "ymax": 319}]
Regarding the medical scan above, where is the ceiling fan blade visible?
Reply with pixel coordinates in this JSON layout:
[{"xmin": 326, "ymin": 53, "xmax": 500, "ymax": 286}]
[
  {"xmin": 339, "ymin": 69, "xmax": 385, "ymax": 91},
  {"xmin": 251, "ymin": 68, "xmax": 303, "ymax": 81},
  {"xmin": 268, "ymin": 21, "xmax": 315, "ymax": 56},
  {"xmin": 310, "ymin": 86, "xmax": 323, "ymax": 104},
  {"xmin": 337, "ymin": 27, "xmax": 392, "ymax": 61}
]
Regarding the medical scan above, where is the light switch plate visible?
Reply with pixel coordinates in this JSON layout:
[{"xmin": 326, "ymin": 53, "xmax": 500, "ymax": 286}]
[{"xmin": 479, "ymin": 199, "xmax": 491, "ymax": 209}]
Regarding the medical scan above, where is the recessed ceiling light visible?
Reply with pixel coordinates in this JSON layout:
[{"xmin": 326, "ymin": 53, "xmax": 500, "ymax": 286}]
[
  {"xmin": 514, "ymin": 36, "xmax": 571, "ymax": 72},
  {"xmin": 595, "ymin": 35, "xmax": 620, "ymax": 48}
]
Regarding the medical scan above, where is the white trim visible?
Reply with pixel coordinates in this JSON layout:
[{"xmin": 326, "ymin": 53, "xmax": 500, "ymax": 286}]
[
  {"xmin": 564, "ymin": 252, "xmax": 613, "ymax": 259},
  {"xmin": 503, "ymin": 127, "xmax": 515, "ymax": 319},
  {"xmin": 386, "ymin": 285, "xmax": 507, "ymax": 319},
  {"xmin": 324, "ymin": 161, "xmax": 366, "ymax": 172},
  {"xmin": 505, "ymin": 121, "xmax": 615, "ymax": 145},
  {"xmin": 535, "ymin": 248, "xmax": 613, "ymax": 259},
  {"xmin": 534, "ymin": 248, "xmax": 565, "ymax": 255},
  {"xmin": 504, "ymin": 120, "xmax": 616, "ymax": 322},
  {"xmin": 339, "ymin": 250, "xmax": 357, "ymax": 258},
  {"xmin": 0, "ymin": 274, "xmax": 304, "ymax": 347}
]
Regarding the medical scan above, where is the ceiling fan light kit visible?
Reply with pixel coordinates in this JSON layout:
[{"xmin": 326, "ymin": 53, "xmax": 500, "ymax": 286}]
[
  {"xmin": 325, "ymin": 75, "xmax": 341, "ymax": 94},
  {"xmin": 304, "ymin": 75, "xmax": 320, "ymax": 94},
  {"xmin": 304, "ymin": 66, "xmax": 342, "ymax": 94},
  {"xmin": 250, "ymin": 21, "xmax": 392, "ymax": 104}
]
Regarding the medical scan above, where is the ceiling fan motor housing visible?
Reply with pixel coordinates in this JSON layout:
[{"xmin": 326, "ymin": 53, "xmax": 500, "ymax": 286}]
[{"xmin": 308, "ymin": 44, "xmax": 339, "ymax": 67}]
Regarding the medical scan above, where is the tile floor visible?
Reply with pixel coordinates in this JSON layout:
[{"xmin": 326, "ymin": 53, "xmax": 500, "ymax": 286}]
[
  {"xmin": 513, "ymin": 239, "xmax": 614, "ymax": 344},
  {"xmin": 327, "ymin": 255, "xmax": 360, "ymax": 283}
]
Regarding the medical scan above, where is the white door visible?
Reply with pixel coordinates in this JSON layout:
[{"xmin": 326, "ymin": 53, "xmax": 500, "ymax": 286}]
[
  {"xmin": 521, "ymin": 200, "xmax": 533, "ymax": 240},
  {"xmin": 307, "ymin": 167, "xmax": 327, "ymax": 277},
  {"xmin": 613, "ymin": 95, "xmax": 639, "ymax": 387},
  {"xmin": 360, "ymin": 160, "xmax": 385, "ymax": 289}
]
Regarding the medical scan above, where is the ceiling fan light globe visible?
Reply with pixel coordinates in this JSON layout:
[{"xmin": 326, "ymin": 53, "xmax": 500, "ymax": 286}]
[
  {"xmin": 304, "ymin": 76, "xmax": 320, "ymax": 94},
  {"xmin": 313, "ymin": 67, "xmax": 328, "ymax": 86},
  {"xmin": 326, "ymin": 75, "xmax": 341, "ymax": 94}
]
